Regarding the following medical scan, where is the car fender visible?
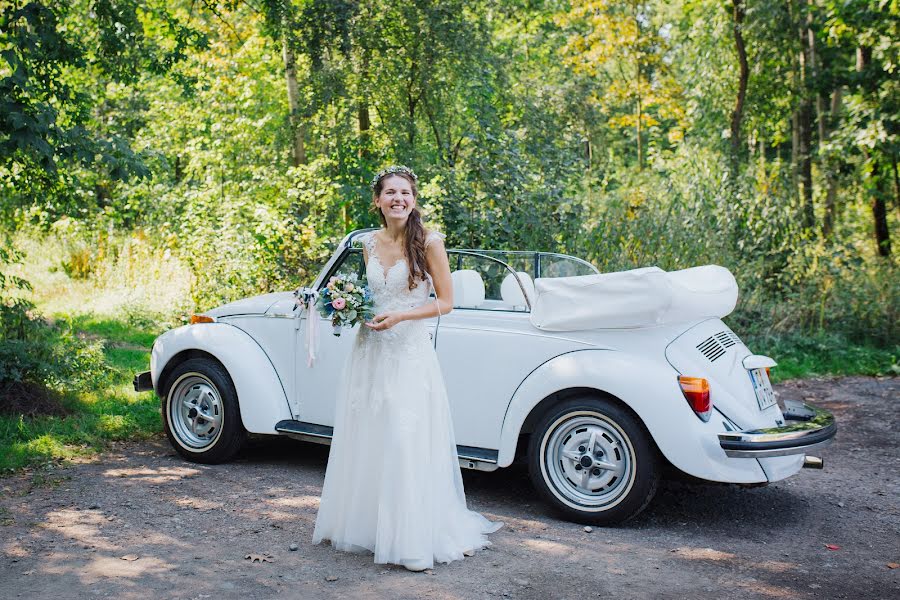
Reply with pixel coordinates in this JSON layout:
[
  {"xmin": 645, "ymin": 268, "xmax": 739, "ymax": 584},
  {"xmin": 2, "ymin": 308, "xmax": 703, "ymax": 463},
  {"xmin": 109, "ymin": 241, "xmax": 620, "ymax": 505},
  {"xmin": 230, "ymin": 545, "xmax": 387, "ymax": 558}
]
[
  {"xmin": 498, "ymin": 349, "xmax": 767, "ymax": 483},
  {"xmin": 151, "ymin": 323, "xmax": 292, "ymax": 434}
]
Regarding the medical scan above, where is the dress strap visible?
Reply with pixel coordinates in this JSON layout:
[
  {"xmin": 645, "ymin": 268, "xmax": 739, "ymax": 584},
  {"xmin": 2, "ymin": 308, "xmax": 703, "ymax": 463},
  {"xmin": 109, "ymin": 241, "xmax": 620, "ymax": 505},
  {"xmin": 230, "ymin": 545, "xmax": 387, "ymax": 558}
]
[
  {"xmin": 424, "ymin": 230, "xmax": 446, "ymax": 250},
  {"xmin": 362, "ymin": 231, "xmax": 377, "ymax": 257}
]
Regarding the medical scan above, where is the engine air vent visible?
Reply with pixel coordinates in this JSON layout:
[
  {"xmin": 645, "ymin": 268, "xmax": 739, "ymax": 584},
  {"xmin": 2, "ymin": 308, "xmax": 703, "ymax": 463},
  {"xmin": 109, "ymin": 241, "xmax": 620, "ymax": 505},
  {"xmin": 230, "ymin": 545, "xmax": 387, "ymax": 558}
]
[
  {"xmin": 696, "ymin": 336, "xmax": 727, "ymax": 362},
  {"xmin": 714, "ymin": 330, "xmax": 740, "ymax": 348},
  {"xmin": 697, "ymin": 330, "xmax": 742, "ymax": 362}
]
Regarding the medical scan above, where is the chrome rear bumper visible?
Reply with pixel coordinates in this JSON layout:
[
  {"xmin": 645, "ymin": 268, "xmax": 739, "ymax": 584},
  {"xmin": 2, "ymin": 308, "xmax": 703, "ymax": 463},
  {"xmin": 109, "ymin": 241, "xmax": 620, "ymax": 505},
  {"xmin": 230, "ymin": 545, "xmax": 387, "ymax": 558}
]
[{"xmin": 718, "ymin": 401, "xmax": 836, "ymax": 458}]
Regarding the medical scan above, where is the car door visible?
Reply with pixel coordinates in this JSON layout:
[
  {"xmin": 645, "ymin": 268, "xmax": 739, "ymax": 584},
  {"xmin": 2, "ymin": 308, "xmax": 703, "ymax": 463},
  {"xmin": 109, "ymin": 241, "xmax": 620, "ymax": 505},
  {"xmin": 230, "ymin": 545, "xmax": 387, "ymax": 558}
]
[
  {"xmin": 436, "ymin": 252, "xmax": 566, "ymax": 451},
  {"xmin": 294, "ymin": 248, "xmax": 368, "ymax": 427}
]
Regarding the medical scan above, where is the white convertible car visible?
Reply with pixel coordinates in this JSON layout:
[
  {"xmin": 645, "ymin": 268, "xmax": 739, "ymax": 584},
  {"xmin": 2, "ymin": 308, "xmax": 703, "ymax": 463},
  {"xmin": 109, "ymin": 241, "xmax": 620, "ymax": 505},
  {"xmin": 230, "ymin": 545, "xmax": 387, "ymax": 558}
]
[{"xmin": 134, "ymin": 228, "xmax": 836, "ymax": 524}]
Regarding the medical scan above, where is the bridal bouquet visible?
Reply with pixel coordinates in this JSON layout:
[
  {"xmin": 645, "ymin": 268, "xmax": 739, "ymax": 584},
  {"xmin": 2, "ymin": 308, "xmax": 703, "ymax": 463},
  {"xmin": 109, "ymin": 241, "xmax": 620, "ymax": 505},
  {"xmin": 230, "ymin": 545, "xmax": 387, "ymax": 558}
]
[{"xmin": 317, "ymin": 275, "xmax": 375, "ymax": 336}]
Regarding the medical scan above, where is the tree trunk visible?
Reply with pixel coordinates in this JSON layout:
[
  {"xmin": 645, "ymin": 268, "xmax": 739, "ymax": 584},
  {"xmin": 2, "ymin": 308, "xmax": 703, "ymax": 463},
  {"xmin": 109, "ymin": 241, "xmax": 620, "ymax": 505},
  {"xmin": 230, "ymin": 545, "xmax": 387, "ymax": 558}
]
[
  {"xmin": 357, "ymin": 49, "xmax": 371, "ymax": 160},
  {"xmin": 856, "ymin": 45, "xmax": 890, "ymax": 255},
  {"xmin": 630, "ymin": 3, "xmax": 643, "ymax": 171},
  {"xmin": 871, "ymin": 161, "xmax": 892, "ymax": 256},
  {"xmin": 788, "ymin": 0, "xmax": 799, "ymax": 190},
  {"xmin": 406, "ymin": 56, "xmax": 419, "ymax": 148},
  {"xmin": 730, "ymin": 0, "xmax": 749, "ymax": 157},
  {"xmin": 406, "ymin": 91, "xmax": 417, "ymax": 147},
  {"xmin": 282, "ymin": 33, "xmax": 307, "ymax": 166},
  {"xmin": 822, "ymin": 87, "xmax": 843, "ymax": 238},
  {"xmin": 791, "ymin": 112, "xmax": 799, "ymax": 188},
  {"xmin": 636, "ymin": 61, "xmax": 643, "ymax": 171},
  {"xmin": 758, "ymin": 137, "xmax": 766, "ymax": 173},
  {"xmin": 806, "ymin": 1, "xmax": 826, "ymax": 146},
  {"xmin": 797, "ymin": 10, "xmax": 815, "ymax": 230},
  {"xmin": 797, "ymin": 102, "xmax": 815, "ymax": 230},
  {"xmin": 892, "ymin": 152, "xmax": 900, "ymax": 220},
  {"xmin": 358, "ymin": 102, "xmax": 370, "ymax": 134}
]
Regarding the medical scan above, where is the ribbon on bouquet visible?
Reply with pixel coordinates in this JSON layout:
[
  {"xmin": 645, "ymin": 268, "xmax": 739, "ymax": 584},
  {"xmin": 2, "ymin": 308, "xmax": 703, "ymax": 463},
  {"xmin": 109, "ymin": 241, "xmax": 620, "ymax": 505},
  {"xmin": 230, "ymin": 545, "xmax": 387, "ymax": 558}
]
[{"xmin": 293, "ymin": 286, "xmax": 320, "ymax": 367}]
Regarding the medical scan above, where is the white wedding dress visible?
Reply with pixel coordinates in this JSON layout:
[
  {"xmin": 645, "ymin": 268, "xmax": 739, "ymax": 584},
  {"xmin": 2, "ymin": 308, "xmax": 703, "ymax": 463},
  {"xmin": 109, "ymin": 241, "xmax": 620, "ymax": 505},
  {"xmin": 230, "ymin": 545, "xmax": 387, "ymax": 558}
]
[{"xmin": 312, "ymin": 229, "xmax": 502, "ymax": 569}]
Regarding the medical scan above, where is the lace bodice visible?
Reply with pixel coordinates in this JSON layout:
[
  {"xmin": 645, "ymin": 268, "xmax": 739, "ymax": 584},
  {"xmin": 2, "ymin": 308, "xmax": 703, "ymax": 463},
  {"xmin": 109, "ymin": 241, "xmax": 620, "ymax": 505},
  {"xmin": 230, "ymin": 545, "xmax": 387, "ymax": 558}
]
[
  {"xmin": 361, "ymin": 229, "xmax": 446, "ymax": 314},
  {"xmin": 355, "ymin": 229, "xmax": 446, "ymax": 354}
]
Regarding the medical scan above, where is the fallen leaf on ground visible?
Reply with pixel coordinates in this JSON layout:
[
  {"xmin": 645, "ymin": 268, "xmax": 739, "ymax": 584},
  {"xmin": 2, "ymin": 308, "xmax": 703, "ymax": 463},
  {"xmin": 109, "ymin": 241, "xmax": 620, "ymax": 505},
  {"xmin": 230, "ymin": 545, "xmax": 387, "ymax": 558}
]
[
  {"xmin": 887, "ymin": 563, "xmax": 899, "ymax": 569},
  {"xmin": 245, "ymin": 553, "xmax": 274, "ymax": 563},
  {"xmin": 824, "ymin": 544, "xmax": 840, "ymax": 551},
  {"xmin": 120, "ymin": 555, "xmax": 140, "ymax": 561}
]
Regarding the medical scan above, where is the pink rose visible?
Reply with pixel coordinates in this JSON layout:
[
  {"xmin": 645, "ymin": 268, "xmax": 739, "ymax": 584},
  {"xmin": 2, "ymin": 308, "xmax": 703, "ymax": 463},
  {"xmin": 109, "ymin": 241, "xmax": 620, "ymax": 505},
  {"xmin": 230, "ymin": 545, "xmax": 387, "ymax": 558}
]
[{"xmin": 331, "ymin": 297, "xmax": 346, "ymax": 310}]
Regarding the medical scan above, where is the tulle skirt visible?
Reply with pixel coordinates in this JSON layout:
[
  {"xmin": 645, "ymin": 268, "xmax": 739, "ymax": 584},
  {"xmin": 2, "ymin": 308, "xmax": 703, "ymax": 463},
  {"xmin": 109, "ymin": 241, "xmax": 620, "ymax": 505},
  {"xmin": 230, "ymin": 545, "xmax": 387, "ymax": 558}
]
[{"xmin": 311, "ymin": 321, "xmax": 503, "ymax": 568}]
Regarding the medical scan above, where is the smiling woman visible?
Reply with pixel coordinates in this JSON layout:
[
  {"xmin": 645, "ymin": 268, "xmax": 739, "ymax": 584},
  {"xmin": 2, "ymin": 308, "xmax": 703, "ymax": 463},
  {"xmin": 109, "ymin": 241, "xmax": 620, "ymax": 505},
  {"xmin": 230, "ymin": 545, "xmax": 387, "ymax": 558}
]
[
  {"xmin": 311, "ymin": 165, "xmax": 500, "ymax": 572},
  {"xmin": 366, "ymin": 166, "xmax": 435, "ymax": 294}
]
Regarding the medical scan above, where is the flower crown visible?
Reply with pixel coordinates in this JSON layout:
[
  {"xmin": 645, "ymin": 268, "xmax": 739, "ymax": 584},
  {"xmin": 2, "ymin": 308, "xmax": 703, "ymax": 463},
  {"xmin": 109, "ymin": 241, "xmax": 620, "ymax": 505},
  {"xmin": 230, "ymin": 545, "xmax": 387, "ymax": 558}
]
[{"xmin": 371, "ymin": 165, "xmax": 418, "ymax": 190}]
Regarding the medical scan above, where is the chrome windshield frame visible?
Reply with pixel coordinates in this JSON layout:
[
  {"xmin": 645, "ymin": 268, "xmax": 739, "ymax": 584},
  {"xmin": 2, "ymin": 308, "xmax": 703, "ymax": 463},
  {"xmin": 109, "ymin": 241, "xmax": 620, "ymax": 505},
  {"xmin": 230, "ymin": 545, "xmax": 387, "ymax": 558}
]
[{"xmin": 313, "ymin": 228, "xmax": 599, "ymax": 313}]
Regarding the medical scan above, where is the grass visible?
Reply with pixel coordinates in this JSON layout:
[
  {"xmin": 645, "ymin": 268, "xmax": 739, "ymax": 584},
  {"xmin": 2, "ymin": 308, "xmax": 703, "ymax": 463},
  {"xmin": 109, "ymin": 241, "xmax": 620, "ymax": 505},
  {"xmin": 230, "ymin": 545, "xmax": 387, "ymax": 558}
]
[
  {"xmin": 745, "ymin": 332, "xmax": 900, "ymax": 383},
  {"xmin": 0, "ymin": 232, "xmax": 186, "ymax": 473},
  {"xmin": 0, "ymin": 315, "xmax": 164, "ymax": 472}
]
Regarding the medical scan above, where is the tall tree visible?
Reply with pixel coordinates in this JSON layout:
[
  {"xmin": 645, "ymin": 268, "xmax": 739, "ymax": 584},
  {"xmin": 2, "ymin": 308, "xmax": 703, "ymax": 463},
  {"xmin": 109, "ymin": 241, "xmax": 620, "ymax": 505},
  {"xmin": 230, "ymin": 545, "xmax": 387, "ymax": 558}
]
[
  {"xmin": 729, "ymin": 0, "xmax": 749, "ymax": 159},
  {"xmin": 825, "ymin": 0, "xmax": 897, "ymax": 256},
  {"xmin": 557, "ymin": 0, "xmax": 684, "ymax": 170}
]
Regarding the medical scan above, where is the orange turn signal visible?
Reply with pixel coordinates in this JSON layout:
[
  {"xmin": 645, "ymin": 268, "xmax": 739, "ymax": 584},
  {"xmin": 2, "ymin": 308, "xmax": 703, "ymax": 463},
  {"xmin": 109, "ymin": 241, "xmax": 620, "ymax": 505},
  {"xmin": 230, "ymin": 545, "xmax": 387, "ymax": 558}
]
[
  {"xmin": 190, "ymin": 314, "xmax": 214, "ymax": 324},
  {"xmin": 678, "ymin": 376, "xmax": 711, "ymax": 422}
]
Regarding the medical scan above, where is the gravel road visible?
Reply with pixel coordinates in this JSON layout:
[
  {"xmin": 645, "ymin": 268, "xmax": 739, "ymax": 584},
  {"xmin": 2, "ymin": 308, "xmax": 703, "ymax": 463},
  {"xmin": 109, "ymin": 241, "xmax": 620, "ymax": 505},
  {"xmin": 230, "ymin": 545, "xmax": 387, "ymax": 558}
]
[{"xmin": 1, "ymin": 376, "xmax": 898, "ymax": 599}]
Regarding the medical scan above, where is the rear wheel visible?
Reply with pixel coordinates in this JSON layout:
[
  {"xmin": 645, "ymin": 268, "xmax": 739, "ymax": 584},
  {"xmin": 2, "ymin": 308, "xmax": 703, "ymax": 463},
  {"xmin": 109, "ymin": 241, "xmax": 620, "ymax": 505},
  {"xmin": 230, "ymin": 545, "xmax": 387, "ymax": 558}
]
[
  {"xmin": 162, "ymin": 358, "xmax": 245, "ymax": 464},
  {"xmin": 528, "ymin": 396, "xmax": 660, "ymax": 525}
]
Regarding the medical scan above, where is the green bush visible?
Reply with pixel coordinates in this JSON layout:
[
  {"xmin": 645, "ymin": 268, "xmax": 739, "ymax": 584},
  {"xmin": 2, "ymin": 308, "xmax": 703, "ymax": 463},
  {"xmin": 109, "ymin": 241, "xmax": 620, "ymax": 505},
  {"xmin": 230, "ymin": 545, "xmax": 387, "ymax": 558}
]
[{"xmin": 1, "ymin": 239, "xmax": 111, "ymax": 410}]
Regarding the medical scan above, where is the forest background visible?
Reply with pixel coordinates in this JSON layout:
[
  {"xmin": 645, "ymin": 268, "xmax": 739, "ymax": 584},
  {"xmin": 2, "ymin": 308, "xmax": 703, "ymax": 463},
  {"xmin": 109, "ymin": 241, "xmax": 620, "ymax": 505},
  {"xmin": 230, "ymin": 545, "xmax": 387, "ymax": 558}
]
[{"xmin": 0, "ymin": 0, "xmax": 897, "ymax": 469}]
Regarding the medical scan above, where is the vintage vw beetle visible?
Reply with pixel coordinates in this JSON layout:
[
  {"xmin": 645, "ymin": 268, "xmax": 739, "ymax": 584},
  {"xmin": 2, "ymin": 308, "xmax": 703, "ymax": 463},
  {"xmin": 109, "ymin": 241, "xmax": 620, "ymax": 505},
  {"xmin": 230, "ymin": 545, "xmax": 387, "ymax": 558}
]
[{"xmin": 134, "ymin": 228, "xmax": 836, "ymax": 524}]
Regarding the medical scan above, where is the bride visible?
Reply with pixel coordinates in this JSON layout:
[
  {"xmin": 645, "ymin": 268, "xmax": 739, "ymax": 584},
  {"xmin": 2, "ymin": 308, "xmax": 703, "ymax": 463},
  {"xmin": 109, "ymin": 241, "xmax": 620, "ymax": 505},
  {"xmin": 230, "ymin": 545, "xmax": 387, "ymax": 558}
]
[{"xmin": 311, "ymin": 165, "xmax": 503, "ymax": 571}]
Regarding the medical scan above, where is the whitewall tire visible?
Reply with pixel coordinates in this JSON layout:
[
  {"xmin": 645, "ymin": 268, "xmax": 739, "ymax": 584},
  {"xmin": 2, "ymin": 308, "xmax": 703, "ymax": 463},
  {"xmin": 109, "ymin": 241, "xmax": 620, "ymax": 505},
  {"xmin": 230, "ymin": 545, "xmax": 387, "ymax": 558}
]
[
  {"xmin": 162, "ymin": 358, "xmax": 246, "ymax": 464},
  {"xmin": 528, "ymin": 396, "xmax": 660, "ymax": 525}
]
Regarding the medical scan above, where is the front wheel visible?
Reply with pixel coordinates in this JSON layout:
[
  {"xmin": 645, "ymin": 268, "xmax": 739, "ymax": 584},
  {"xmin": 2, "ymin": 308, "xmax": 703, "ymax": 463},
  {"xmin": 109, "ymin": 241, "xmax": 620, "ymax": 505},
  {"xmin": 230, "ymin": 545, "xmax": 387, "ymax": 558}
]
[
  {"xmin": 528, "ymin": 396, "xmax": 660, "ymax": 525},
  {"xmin": 162, "ymin": 357, "xmax": 246, "ymax": 464}
]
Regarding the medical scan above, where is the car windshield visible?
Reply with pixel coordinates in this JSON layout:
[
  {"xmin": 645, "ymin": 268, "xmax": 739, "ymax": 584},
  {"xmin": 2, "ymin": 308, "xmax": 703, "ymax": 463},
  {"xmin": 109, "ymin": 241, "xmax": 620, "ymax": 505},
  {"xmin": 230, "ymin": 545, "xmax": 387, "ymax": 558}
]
[{"xmin": 345, "ymin": 231, "xmax": 599, "ymax": 313}]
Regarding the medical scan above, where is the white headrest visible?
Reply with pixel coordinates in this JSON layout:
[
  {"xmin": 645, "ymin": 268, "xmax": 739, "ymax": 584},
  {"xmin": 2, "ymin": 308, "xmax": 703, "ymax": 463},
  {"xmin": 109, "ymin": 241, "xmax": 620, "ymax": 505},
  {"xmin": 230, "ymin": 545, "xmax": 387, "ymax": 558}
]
[
  {"xmin": 501, "ymin": 271, "xmax": 535, "ymax": 308},
  {"xmin": 451, "ymin": 270, "xmax": 486, "ymax": 308}
]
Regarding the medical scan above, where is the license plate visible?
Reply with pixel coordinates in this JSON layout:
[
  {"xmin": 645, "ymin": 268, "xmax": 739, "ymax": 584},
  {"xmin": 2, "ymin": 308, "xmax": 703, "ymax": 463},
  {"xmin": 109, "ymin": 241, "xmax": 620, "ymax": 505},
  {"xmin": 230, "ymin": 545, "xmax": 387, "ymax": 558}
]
[{"xmin": 748, "ymin": 368, "xmax": 776, "ymax": 411}]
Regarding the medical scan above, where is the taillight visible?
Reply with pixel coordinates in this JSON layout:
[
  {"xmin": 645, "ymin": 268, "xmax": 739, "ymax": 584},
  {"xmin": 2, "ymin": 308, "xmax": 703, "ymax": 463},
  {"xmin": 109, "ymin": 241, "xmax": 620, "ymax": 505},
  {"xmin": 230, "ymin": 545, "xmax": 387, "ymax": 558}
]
[
  {"xmin": 190, "ymin": 314, "xmax": 215, "ymax": 324},
  {"xmin": 678, "ymin": 376, "xmax": 711, "ymax": 422}
]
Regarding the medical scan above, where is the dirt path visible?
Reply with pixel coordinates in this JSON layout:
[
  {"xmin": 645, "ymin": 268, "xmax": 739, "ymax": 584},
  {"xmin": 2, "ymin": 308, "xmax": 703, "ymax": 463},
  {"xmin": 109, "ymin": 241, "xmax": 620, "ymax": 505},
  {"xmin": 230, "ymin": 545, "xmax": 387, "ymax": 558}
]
[{"xmin": 1, "ymin": 376, "xmax": 898, "ymax": 599}]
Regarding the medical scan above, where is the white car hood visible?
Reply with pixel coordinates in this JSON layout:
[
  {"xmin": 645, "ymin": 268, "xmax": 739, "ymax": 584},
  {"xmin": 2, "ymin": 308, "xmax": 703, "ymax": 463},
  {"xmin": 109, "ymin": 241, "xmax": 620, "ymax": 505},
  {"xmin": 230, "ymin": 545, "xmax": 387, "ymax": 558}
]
[{"xmin": 207, "ymin": 292, "xmax": 294, "ymax": 318}]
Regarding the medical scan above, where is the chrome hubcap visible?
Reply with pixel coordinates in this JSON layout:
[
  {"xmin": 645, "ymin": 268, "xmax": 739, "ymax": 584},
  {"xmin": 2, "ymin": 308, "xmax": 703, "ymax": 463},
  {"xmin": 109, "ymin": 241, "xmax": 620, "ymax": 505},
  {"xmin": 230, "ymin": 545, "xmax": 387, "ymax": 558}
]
[
  {"xmin": 169, "ymin": 374, "xmax": 223, "ymax": 448},
  {"xmin": 544, "ymin": 413, "xmax": 634, "ymax": 508}
]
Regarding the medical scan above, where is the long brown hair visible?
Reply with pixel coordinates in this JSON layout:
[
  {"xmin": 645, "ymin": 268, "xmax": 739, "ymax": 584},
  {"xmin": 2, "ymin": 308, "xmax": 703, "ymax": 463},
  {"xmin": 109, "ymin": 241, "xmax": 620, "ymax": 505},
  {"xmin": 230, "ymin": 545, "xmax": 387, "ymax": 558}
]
[{"xmin": 371, "ymin": 172, "xmax": 427, "ymax": 290}]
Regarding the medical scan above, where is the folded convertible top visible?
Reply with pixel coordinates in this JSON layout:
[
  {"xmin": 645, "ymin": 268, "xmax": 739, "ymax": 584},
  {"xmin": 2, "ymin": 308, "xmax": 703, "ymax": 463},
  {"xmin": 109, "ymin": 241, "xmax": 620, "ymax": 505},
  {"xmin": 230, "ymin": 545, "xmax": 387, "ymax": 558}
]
[{"xmin": 528, "ymin": 265, "xmax": 738, "ymax": 331}]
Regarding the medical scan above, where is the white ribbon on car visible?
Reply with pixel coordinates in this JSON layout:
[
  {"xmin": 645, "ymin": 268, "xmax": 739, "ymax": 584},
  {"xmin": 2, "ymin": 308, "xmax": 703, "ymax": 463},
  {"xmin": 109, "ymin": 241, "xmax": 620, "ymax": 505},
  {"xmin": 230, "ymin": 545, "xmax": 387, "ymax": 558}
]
[{"xmin": 293, "ymin": 287, "xmax": 320, "ymax": 367}]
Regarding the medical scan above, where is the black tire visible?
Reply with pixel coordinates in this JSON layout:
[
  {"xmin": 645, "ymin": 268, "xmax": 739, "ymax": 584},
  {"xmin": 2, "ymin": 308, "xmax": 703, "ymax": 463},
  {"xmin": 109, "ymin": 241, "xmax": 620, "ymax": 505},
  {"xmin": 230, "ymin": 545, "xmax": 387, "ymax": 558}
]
[
  {"xmin": 527, "ymin": 396, "xmax": 660, "ymax": 525},
  {"xmin": 161, "ymin": 357, "xmax": 246, "ymax": 464}
]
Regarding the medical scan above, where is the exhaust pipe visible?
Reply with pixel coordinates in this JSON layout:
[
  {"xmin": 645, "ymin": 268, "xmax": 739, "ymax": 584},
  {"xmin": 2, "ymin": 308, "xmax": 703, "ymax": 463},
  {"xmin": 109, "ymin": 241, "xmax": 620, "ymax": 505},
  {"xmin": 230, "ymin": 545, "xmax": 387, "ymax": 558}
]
[{"xmin": 803, "ymin": 456, "xmax": 824, "ymax": 469}]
